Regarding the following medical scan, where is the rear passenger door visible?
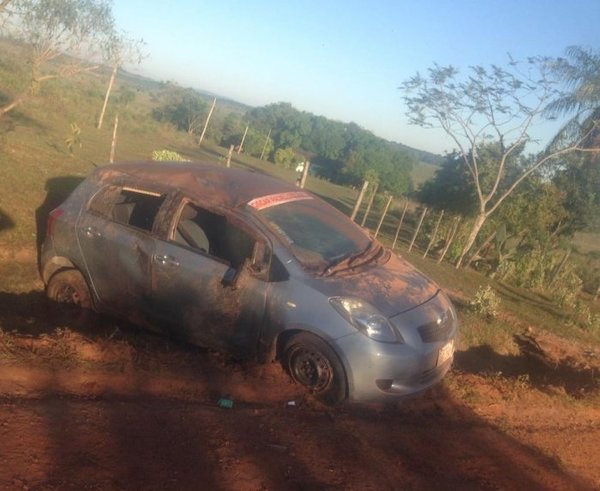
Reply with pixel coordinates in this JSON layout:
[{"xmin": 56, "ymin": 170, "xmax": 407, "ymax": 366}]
[{"xmin": 77, "ymin": 185, "xmax": 166, "ymax": 321}]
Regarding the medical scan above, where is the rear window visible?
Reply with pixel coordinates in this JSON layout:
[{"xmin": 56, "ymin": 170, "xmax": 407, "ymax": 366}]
[
  {"xmin": 255, "ymin": 198, "xmax": 370, "ymax": 271},
  {"xmin": 89, "ymin": 186, "xmax": 165, "ymax": 232}
]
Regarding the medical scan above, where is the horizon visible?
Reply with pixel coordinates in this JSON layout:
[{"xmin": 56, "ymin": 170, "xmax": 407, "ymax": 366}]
[{"xmin": 113, "ymin": 0, "xmax": 600, "ymax": 155}]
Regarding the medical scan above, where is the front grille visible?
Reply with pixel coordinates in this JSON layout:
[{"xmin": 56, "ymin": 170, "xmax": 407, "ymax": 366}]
[{"xmin": 418, "ymin": 315, "xmax": 453, "ymax": 343}]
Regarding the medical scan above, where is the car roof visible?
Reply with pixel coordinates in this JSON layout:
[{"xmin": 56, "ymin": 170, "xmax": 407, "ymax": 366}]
[{"xmin": 94, "ymin": 161, "xmax": 301, "ymax": 208}]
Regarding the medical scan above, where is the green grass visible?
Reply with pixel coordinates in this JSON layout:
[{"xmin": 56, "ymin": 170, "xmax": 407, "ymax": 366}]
[{"xmin": 572, "ymin": 232, "xmax": 600, "ymax": 255}]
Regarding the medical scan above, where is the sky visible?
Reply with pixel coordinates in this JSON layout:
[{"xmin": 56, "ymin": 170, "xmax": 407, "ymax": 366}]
[{"xmin": 112, "ymin": 0, "xmax": 600, "ymax": 155}]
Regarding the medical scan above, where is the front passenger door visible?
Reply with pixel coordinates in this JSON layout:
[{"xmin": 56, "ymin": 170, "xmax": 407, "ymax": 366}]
[{"xmin": 151, "ymin": 200, "xmax": 270, "ymax": 356}]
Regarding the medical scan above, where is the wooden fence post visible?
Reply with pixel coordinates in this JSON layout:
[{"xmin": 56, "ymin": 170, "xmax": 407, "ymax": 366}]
[
  {"xmin": 423, "ymin": 210, "xmax": 444, "ymax": 259},
  {"xmin": 299, "ymin": 161, "xmax": 311, "ymax": 189},
  {"xmin": 237, "ymin": 125, "xmax": 249, "ymax": 154},
  {"xmin": 361, "ymin": 183, "xmax": 378, "ymax": 227},
  {"xmin": 374, "ymin": 195, "xmax": 393, "ymax": 239},
  {"xmin": 109, "ymin": 112, "xmax": 119, "ymax": 163},
  {"xmin": 259, "ymin": 129, "xmax": 271, "ymax": 160},
  {"xmin": 438, "ymin": 217, "xmax": 460, "ymax": 264},
  {"xmin": 351, "ymin": 180, "xmax": 369, "ymax": 222},
  {"xmin": 392, "ymin": 201, "xmax": 408, "ymax": 250},
  {"xmin": 408, "ymin": 207, "xmax": 427, "ymax": 252},
  {"xmin": 226, "ymin": 144, "xmax": 234, "ymax": 167},
  {"xmin": 198, "ymin": 97, "xmax": 216, "ymax": 145}
]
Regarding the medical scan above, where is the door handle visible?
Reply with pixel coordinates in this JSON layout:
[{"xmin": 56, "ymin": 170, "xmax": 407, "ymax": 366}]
[
  {"xmin": 84, "ymin": 226, "xmax": 101, "ymax": 238},
  {"xmin": 154, "ymin": 254, "xmax": 180, "ymax": 267}
]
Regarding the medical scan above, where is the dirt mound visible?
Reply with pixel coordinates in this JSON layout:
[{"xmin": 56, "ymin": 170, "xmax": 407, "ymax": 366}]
[{"xmin": 515, "ymin": 327, "xmax": 600, "ymax": 394}]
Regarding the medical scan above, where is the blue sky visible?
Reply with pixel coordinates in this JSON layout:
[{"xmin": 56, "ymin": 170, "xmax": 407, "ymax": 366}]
[{"xmin": 113, "ymin": 0, "xmax": 600, "ymax": 154}]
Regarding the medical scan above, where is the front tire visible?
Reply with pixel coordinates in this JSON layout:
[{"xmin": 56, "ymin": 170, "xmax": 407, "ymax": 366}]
[
  {"xmin": 46, "ymin": 269, "xmax": 92, "ymax": 309},
  {"xmin": 283, "ymin": 333, "xmax": 347, "ymax": 405}
]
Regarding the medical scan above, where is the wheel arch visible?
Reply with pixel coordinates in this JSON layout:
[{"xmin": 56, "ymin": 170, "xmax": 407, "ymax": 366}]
[{"xmin": 42, "ymin": 256, "xmax": 77, "ymax": 284}]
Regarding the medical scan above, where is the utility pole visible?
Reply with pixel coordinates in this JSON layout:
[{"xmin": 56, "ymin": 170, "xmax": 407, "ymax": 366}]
[{"xmin": 198, "ymin": 97, "xmax": 216, "ymax": 145}]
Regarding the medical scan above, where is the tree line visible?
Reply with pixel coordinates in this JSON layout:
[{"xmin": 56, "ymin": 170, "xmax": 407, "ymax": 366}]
[{"xmin": 151, "ymin": 91, "xmax": 419, "ymax": 196}]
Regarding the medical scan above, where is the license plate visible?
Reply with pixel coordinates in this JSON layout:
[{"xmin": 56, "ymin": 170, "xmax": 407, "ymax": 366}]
[{"xmin": 437, "ymin": 340, "xmax": 454, "ymax": 366}]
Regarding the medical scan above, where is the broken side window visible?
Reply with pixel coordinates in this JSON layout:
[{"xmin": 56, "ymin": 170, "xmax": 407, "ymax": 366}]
[
  {"xmin": 173, "ymin": 203, "xmax": 255, "ymax": 269},
  {"xmin": 110, "ymin": 188, "xmax": 166, "ymax": 232}
]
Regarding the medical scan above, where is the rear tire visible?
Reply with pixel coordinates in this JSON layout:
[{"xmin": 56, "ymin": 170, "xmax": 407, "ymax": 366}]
[
  {"xmin": 283, "ymin": 332, "xmax": 347, "ymax": 405},
  {"xmin": 46, "ymin": 269, "xmax": 92, "ymax": 309}
]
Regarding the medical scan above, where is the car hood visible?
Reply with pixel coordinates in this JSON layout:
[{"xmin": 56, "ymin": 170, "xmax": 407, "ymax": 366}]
[{"xmin": 304, "ymin": 253, "xmax": 440, "ymax": 318}]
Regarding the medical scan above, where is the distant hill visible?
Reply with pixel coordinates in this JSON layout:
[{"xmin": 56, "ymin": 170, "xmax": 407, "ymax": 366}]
[{"xmin": 390, "ymin": 141, "xmax": 444, "ymax": 167}]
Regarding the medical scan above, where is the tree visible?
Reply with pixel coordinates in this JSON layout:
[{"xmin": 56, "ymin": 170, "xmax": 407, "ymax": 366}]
[
  {"xmin": 97, "ymin": 30, "xmax": 145, "ymax": 129},
  {"xmin": 545, "ymin": 46, "xmax": 600, "ymax": 147},
  {"xmin": 546, "ymin": 46, "xmax": 600, "ymax": 233},
  {"xmin": 1, "ymin": 0, "xmax": 115, "ymax": 116},
  {"xmin": 401, "ymin": 58, "xmax": 599, "ymax": 268},
  {"xmin": 153, "ymin": 88, "xmax": 208, "ymax": 135}
]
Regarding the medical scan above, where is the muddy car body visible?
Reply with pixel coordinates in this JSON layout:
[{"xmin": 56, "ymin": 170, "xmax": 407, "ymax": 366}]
[{"xmin": 40, "ymin": 161, "xmax": 458, "ymax": 404}]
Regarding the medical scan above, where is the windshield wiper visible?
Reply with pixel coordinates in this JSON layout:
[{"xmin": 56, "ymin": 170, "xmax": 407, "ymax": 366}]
[{"xmin": 322, "ymin": 242, "xmax": 372, "ymax": 277}]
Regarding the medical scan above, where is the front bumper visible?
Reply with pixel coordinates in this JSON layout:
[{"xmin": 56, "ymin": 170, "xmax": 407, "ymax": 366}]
[{"xmin": 333, "ymin": 291, "xmax": 457, "ymax": 402}]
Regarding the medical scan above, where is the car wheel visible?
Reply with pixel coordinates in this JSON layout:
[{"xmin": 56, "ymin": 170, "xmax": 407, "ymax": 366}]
[
  {"xmin": 46, "ymin": 269, "xmax": 92, "ymax": 309},
  {"xmin": 283, "ymin": 333, "xmax": 347, "ymax": 405}
]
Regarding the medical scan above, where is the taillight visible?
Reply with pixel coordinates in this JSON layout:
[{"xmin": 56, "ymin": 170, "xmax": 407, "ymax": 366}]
[{"xmin": 47, "ymin": 208, "xmax": 64, "ymax": 237}]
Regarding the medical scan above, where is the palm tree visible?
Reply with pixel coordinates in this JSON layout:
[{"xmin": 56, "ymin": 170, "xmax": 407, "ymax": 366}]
[{"xmin": 546, "ymin": 46, "xmax": 600, "ymax": 148}]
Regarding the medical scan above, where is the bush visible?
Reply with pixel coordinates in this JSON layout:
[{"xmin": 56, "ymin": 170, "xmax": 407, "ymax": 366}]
[
  {"xmin": 151, "ymin": 149, "xmax": 190, "ymax": 162},
  {"xmin": 470, "ymin": 285, "xmax": 501, "ymax": 320}
]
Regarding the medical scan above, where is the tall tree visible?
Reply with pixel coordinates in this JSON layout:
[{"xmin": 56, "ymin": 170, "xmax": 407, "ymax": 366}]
[
  {"xmin": 97, "ymin": 30, "xmax": 146, "ymax": 129},
  {"xmin": 0, "ymin": 0, "xmax": 114, "ymax": 116},
  {"xmin": 545, "ymin": 46, "xmax": 600, "ymax": 147},
  {"xmin": 401, "ymin": 58, "xmax": 599, "ymax": 268}
]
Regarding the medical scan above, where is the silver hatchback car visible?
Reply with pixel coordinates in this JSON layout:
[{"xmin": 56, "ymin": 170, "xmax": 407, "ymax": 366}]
[{"xmin": 40, "ymin": 162, "xmax": 457, "ymax": 404}]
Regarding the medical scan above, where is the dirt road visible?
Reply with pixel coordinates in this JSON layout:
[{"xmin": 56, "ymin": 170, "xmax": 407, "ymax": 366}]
[{"xmin": 1, "ymin": 288, "xmax": 599, "ymax": 490}]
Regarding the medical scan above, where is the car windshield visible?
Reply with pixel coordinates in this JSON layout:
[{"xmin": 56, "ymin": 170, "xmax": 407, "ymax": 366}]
[{"xmin": 255, "ymin": 197, "xmax": 371, "ymax": 271}]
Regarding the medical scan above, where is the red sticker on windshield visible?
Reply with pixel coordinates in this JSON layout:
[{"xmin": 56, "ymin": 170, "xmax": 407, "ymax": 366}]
[{"xmin": 248, "ymin": 192, "xmax": 313, "ymax": 210}]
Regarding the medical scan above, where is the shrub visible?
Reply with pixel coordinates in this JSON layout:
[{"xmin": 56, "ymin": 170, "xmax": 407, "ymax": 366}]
[
  {"xmin": 470, "ymin": 285, "xmax": 501, "ymax": 320},
  {"xmin": 151, "ymin": 149, "xmax": 190, "ymax": 162}
]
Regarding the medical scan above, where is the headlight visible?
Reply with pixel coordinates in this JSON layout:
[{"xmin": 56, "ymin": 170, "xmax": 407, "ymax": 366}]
[{"xmin": 329, "ymin": 297, "xmax": 403, "ymax": 343}]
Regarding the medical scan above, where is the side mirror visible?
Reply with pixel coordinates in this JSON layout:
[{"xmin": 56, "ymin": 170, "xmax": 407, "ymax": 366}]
[{"xmin": 250, "ymin": 241, "xmax": 269, "ymax": 273}]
